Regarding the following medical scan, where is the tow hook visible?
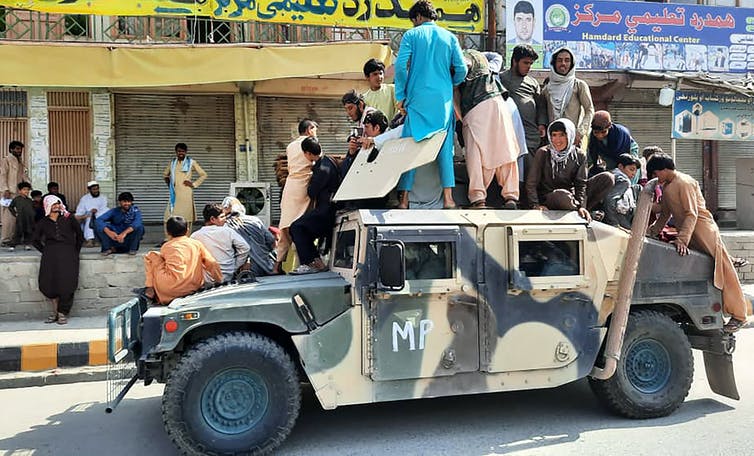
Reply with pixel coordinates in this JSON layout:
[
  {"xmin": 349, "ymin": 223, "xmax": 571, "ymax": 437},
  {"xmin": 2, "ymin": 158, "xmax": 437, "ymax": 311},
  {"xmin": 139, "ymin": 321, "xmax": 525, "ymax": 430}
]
[{"xmin": 722, "ymin": 333, "xmax": 736, "ymax": 355}]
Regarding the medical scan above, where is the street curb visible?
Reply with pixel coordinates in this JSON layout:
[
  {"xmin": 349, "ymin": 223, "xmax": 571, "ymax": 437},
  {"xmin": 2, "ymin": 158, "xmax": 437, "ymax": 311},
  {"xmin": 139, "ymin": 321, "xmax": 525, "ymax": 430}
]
[
  {"xmin": 0, "ymin": 339, "xmax": 108, "ymax": 373},
  {"xmin": 0, "ymin": 365, "xmax": 109, "ymax": 389}
]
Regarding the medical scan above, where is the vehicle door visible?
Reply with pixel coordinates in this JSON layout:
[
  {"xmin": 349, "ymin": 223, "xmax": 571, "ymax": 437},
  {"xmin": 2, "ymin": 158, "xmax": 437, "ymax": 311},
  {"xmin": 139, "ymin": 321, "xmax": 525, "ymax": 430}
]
[
  {"xmin": 366, "ymin": 225, "xmax": 479, "ymax": 381},
  {"xmin": 481, "ymin": 224, "xmax": 602, "ymax": 373}
]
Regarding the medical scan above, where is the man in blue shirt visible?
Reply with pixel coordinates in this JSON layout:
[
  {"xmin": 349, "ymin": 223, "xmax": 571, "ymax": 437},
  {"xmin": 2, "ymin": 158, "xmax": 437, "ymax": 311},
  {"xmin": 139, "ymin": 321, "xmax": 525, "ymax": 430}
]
[
  {"xmin": 95, "ymin": 192, "xmax": 144, "ymax": 256},
  {"xmin": 394, "ymin": 0, "xmax": 467, "ymax": 209}
]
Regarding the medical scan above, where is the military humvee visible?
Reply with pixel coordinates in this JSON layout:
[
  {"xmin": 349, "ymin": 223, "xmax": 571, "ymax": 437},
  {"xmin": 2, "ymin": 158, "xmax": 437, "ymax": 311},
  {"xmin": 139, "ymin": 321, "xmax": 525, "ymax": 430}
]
[{"xmin": 107, "ymin": 203, "xmax": 740, "ymax": 456}]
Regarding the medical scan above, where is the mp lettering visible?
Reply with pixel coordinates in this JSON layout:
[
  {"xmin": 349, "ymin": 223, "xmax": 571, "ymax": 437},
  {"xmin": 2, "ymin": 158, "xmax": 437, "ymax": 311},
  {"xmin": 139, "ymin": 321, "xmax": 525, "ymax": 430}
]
[{"xmin": 392, "ymin": 319, "xmax": 434, "ymax": 352}]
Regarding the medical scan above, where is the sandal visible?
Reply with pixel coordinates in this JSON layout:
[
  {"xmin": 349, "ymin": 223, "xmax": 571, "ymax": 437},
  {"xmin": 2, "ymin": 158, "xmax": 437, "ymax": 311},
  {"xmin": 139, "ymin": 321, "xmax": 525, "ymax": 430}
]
[
  {"xmin": 733, "ymin": 257, "xmax": 749, "ymax": 268},
  {"xmin": 44, "ymin": 313, "xmax": 58, "ymax": 324},
  {"xmin": 56, "ymin": 313, "xmax": 68, "ymax": 325},
  {"xmin": 723, "ymin": 317, "xmax": 745, "ymax": 333},
  {"xmin": 469, "ymin": 200, "xmax": 487, "ymax": 209}
]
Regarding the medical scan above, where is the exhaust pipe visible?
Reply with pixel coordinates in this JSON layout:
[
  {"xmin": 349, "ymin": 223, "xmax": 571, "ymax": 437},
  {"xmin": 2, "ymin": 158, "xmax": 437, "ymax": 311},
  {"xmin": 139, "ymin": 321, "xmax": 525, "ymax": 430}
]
[{"xmin": 590, "ymin": 178, "xmax": 657, "ymax": 380}]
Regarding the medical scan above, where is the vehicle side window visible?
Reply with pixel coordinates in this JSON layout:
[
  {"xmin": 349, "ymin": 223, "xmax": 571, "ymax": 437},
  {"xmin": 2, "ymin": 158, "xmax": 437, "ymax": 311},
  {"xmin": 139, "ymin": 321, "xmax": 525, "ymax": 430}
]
[
  {"xmin": 519, "ymin": 240, "xmax": 580, "ymax": 277},
  {"xmin": 404, "ymin": 242, "xmax": 454, "ymax": 280},
  {"xmin": 334, "ymin": 229, "xmax": 357, "ymax": 269}
]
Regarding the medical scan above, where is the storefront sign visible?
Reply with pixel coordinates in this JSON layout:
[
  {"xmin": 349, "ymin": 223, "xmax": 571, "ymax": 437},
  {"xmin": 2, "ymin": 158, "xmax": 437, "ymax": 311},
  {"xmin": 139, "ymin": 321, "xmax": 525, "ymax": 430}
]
[
  {"xmin": 506, "ymin": 0, "xmax": 754, "ymax": 72},
  {"xmin": 672, "ymin": 90, "xmax": 754, "ymax": 141},
  {"xmin": 0, "ymin": 0, "xmax": 484, "ymax": 32}
]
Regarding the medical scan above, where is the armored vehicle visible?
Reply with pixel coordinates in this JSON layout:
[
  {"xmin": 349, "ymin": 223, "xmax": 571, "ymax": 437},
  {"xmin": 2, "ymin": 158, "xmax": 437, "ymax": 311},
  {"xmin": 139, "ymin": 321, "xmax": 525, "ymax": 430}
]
[{"xmin": 107, "ymin": 192, "xmax": 740, "ymax": 455}]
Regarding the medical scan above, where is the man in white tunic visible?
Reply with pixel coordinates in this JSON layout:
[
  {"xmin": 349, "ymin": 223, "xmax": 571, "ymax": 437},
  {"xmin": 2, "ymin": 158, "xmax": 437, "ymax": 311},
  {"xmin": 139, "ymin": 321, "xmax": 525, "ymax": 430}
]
[
  {"xmin": 163, "ymin": 142, "xmax": 207, "ymax": 234},
  {"xmin": 74, "ymin": 181, "xmax": 109, "ymax": 247},
  {"xmin": 273, "ymin": 119, "xmax": 318, "ymax": 274}
]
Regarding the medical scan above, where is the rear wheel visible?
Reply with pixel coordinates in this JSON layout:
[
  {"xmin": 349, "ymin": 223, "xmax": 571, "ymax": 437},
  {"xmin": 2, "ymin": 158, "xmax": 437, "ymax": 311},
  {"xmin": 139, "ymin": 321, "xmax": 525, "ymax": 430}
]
[
  {"xmin": 589, "ymin": 310, "xmax": 693, "ymax": 419},
  {"xmin": 162, "ymin": 331, "xmax": 300, "ymax": 455}
]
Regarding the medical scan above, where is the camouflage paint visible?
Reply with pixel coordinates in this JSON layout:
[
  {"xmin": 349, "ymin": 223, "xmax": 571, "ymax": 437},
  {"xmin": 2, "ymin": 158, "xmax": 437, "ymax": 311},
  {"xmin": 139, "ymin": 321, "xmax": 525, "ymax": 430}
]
[
  {"xmin": 152, "ymin": 272, "xmax": 352, "ymax": 352},
  {"xmin": 292, "ymin": 209, "xmax": 724, "ymax": 409}
]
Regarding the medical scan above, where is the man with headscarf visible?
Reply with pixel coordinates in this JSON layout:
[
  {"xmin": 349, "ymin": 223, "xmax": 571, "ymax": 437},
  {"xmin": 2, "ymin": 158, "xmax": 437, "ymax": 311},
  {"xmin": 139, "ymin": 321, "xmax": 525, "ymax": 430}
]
[
  {"xmin": 542, "ymin": 47, "xmax": 594, "ymax": 147},
  {"xmin": 647, "ymin": 154, "xmax": 749, "ymax": 333},
  {"xmin": 274, "ymin": 119, "xmax": 318, "ymax": 274},
  {"xmin": 33, "ymin": 195, "xmax": 83, "ymax": 325},
  {"xmin": 221, "ymin": 196, "xmax": 277, "ymax": 277},
  {"xmin": 394, "ymin": 0, "xmax": 467, "ymax": 209},
  {"xmin": 0, "ymin": 140, "xmax": 30, "ymax": 246},
  {"xmin": 163, "ymin": 142, "xmax": 207, "ymax": 235},
  {"xmin": 454, "ymin": 49, "xmax": 521, "ymax": 209},
  {"xmin": 525, "ymin": 118, "xmax": 614, "ymax": 221},
  {"xmin": 74, "ymin": 180, "xmax": 109, "ymax": 248},
  {"xmin": 143, "ymin": 216, "xmax": 222, "ymax": 305},
  {"xmin": 192, "ymin": 202, "xmax": 250, "ymax": 283},
  {"xmin": 95, "ymin": 192, "xmax": 144, "ymax": 255},
  {"xmin": 587, "ymin": 110, "xmax": 640, "ymax": 175}
]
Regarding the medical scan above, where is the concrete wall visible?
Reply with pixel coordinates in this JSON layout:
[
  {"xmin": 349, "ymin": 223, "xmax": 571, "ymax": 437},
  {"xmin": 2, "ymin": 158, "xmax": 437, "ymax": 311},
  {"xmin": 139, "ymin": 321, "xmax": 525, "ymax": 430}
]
[
  {"xmin": 0, "ymin": 252, "xmax": 143, "ymax": 320},
  {"xmin": 28, "ymin": 88, "xmax": 49, "ymax": 190},
  {"xmin": 91, "ymin": 91, "xmax": 116, "ymax": 201}
]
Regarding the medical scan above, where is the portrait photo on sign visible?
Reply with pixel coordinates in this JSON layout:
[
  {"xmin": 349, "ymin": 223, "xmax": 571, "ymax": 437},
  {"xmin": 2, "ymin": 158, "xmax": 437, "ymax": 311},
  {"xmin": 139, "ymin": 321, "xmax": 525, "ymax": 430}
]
[{"xmin": 506, "ymin": 0, "xmax": 543, "ymax": 45}]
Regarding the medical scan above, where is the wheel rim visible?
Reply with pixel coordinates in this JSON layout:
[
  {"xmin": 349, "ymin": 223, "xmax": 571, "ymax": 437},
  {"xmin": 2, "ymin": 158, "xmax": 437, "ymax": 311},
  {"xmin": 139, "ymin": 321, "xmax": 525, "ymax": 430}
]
[
  {"xmin": 625, "ymin": 339, "xmax": 672, "ymax": 394},
  {"xmin": 200, "ymin": 368, "xmax": 270, "ymax": 435}
]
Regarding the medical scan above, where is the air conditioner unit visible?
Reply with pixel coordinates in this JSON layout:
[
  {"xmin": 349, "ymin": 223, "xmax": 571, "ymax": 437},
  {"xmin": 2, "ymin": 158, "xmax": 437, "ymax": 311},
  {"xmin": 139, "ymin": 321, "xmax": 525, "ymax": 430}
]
[{"xmin": 229, "ymin": 182, "xmax": 271, "ymax": 227}]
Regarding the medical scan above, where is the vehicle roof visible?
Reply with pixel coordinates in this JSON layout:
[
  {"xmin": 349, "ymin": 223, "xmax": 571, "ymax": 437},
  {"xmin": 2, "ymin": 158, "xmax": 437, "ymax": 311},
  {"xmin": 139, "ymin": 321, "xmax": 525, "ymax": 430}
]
[{"xmin": 343, "ymin": 209, "xmax": 589, "ymax": 227}]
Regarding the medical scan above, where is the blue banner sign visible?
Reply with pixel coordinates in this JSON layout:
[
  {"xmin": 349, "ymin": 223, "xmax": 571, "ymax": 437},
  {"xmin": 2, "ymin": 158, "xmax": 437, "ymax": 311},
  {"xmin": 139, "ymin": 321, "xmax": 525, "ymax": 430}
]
[
  {"xmin": 672, "ymin": 90, "xmax": 754, "ymax": 141},
  {"xmin": 506, "ymin": 0, "xmax": 754, "ymax": 72}
]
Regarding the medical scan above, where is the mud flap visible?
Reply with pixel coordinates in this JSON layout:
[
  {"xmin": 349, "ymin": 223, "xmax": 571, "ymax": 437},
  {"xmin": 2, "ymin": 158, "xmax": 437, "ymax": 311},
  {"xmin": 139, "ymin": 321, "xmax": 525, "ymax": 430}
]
[{"xmin": 702, "ymin": 351, "xmax": 740, "ymax": 400}]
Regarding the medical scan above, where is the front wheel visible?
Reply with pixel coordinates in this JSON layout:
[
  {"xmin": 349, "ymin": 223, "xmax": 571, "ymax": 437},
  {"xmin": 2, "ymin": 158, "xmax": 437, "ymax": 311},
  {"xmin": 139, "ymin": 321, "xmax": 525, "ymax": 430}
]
[
  {"xmin": 589, "ymin": 310, "xmax": 693, "ymax": 419},
  {"xmin": 162, "ymin": 331, "xmax": 301, "ymax": 455}
]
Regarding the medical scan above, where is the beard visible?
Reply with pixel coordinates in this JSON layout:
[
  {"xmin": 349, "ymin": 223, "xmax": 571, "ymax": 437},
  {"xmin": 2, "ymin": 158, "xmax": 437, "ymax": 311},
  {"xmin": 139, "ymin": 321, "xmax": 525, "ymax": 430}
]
[{"xmin": 90, "ymin": 190, "xmax": 100, "ymax": 197}]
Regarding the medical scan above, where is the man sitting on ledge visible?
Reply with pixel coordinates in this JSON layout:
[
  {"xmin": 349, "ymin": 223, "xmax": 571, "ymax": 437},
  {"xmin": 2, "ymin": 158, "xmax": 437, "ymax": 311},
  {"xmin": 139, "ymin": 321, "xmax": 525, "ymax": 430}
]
[
  {"xmin": 95, "ymin": 192, "xmax": 144, "ymax": 256},
  {"xmin": 143, "ymin": 215, "xmax": 223, "ymax": 305}
]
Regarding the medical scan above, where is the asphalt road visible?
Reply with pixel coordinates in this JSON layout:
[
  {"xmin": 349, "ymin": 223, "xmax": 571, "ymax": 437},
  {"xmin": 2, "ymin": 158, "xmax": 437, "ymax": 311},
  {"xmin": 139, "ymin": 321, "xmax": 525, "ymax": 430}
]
[{"xmin": 2, "ymin": 328, "xmax": 752, "ymax": 456}]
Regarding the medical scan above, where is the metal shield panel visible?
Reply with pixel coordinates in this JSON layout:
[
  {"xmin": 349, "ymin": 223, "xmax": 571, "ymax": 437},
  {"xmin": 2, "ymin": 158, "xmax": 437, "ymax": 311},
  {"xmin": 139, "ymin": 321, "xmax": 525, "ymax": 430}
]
[{"xmin": 334, "ymin": 131, "xmax": 447, "ymax": 201}]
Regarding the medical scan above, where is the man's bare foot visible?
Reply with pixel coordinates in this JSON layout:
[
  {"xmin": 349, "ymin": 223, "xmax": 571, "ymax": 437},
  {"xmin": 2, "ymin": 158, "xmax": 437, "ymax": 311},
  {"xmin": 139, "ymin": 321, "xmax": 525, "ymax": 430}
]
[{"xmin": 397, "ymin": 191, "xmax": 409, "ymax": 209}]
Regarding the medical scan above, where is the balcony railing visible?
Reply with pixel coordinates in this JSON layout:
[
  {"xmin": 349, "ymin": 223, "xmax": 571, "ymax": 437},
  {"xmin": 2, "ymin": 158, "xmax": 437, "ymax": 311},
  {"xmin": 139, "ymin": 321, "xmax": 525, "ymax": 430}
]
[{"xmin": 0, "ymin": 7, "xmax": 486, "ymax": 50}]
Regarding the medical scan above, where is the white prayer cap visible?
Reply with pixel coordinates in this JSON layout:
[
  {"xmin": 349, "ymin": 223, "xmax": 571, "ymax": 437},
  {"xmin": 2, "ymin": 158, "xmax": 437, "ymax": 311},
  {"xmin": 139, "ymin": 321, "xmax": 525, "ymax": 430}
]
[{"xmin": 87, "ymin": 180, "xmax": 99, "ymax": 188}]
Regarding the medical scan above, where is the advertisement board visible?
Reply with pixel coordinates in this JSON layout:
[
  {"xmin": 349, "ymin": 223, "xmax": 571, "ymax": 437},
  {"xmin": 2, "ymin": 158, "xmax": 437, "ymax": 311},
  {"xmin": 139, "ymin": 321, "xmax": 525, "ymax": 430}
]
[
  {"xmin": 506, "ymin": 0, "xmax": 754, "ymax": 72},
  {"xmin": 0, "ymin": 0, "xmax": 485, "ymax": 32},
  {"xmin": 672, "ymin": 90, "xmax": 754, "ymax": 141}
]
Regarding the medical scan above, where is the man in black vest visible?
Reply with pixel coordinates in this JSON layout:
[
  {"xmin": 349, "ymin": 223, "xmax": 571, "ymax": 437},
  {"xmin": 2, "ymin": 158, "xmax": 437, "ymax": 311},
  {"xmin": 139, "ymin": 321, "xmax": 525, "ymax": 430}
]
[{"xmin": 290, "ymin": 137, "xmax": 340, "ymax": 274}]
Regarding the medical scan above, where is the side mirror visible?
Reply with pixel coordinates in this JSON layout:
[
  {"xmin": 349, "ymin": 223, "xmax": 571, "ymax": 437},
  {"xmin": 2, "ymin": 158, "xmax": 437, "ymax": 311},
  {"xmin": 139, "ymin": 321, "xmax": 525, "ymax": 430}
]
[{"xmin": 378, "ymin": 241, "xmax": 405, "ymax": 291}]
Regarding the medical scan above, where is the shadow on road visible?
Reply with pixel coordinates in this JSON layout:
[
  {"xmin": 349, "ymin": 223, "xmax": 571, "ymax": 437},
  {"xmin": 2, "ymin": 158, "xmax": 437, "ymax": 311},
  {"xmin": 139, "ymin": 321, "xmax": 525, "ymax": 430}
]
[
  {"xmin": 0, "ymin": 393, "xmax": 178, "ymax": 456},
  {"xmin": 282, "ymin": 379, "xmax": 734, "ymax": 455}
]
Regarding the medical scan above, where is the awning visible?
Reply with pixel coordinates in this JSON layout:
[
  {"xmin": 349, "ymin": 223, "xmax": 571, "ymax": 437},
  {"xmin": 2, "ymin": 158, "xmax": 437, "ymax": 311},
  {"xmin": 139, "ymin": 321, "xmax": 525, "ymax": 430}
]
[{"xmin": 0, "ymin": 41, "xmax": 393, "ymax": 88}]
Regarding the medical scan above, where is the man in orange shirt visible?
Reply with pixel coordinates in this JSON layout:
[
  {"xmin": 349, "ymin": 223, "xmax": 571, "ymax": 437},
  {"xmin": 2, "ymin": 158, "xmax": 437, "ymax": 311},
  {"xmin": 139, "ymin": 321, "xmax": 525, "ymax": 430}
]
[{"xmin": 143, "ymin": 215, "xmax": 223, "ymax": 304}]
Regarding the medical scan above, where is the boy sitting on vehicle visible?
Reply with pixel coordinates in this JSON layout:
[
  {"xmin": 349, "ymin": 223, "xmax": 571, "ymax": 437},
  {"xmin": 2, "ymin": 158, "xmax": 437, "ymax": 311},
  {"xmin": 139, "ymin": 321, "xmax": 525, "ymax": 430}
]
[{"xmin": 143, "ymin": 216, "xmax": 223, "ymax": 304}]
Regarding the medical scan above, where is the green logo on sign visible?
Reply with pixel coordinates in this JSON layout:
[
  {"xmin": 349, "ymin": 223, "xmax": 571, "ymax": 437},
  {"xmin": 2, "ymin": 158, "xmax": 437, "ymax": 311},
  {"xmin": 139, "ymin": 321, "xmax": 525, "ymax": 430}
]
[{"xmin": 545, "ymin": 4, "xmax": 570, "ymax": 30}]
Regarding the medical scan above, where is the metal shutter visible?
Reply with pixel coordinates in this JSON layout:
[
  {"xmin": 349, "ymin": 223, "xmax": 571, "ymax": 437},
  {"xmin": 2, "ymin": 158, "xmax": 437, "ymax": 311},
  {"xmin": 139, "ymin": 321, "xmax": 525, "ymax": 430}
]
[
  {"xmin": 114, "ymin": 94, "xmax": 236, "ymax": 223},
  {"xmin": 610, "ymin": 97, "xmax": 702, "ymax": 183},
  {"xmin": 256, "ymin": 96, "xmax": 354, "ymax": 226},
  {"xmin": 717, "ymin": 141, "xmax": 754, "ymax": 209}
]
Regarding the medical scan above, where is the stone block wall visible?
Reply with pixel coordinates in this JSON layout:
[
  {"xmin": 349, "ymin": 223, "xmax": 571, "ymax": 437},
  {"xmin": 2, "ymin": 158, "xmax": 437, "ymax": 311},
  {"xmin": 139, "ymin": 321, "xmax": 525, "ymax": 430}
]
[
  {"xmin": 720, "ymin": 231, "xmax": 754, "ymax": 284},
  {"xmin": 0, "ymin": 252, "xmax": 144, "ymax": 321}
]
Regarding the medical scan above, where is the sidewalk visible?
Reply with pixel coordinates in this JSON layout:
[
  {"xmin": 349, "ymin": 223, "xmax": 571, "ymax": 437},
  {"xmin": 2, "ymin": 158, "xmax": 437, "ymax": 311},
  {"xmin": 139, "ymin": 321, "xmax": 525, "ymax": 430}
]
[{"xmin": 0, "ymin": 316, "xmax": 107, "ymax": 373}]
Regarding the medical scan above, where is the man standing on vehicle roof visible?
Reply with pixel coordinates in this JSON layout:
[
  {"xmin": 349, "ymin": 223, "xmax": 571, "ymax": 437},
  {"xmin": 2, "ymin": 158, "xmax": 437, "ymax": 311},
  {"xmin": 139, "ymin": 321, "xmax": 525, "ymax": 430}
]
[
  {"xmin": 647, "ymin": 154, "xmax": 749, "ymax": 333},
  {"xmin": 541, "ymin": 47, "xmax": 594, "ymax": 148},
  {"xmin": 394, "ymin": 0, "xmax": 467, "ymax": 209}
]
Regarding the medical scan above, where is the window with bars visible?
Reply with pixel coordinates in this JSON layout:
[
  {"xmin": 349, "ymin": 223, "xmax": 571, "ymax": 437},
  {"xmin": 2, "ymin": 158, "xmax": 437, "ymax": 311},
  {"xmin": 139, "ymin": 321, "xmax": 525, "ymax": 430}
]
[
  {"xmin": 64, "ymin": 14, "xmax": 89, "ymax": 37},
  {"xmin": 115, "ymin": 16, "xmax": 185, "ymax": 40},
  {"xmin": 0, "ymin": 91, "xmax": 27, "ymax": 118}
]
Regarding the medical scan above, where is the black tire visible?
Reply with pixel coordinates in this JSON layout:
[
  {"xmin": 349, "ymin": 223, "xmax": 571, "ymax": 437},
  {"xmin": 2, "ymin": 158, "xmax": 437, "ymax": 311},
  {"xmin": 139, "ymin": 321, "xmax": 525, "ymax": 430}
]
[
  {"xmin": 162, "ymin": 331, "xmax": 301, "ymax": 456},
  {"xmin": 589, "ymin": 310, "xmax": 693, "ymax": 419}
]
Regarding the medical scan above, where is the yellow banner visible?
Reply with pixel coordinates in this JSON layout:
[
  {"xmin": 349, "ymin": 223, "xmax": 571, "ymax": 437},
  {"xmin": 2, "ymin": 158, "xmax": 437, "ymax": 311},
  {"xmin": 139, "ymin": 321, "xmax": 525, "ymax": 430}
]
[{"xmin": 3, "ymin": 0, "xmax": 484, "ymax": 32}]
